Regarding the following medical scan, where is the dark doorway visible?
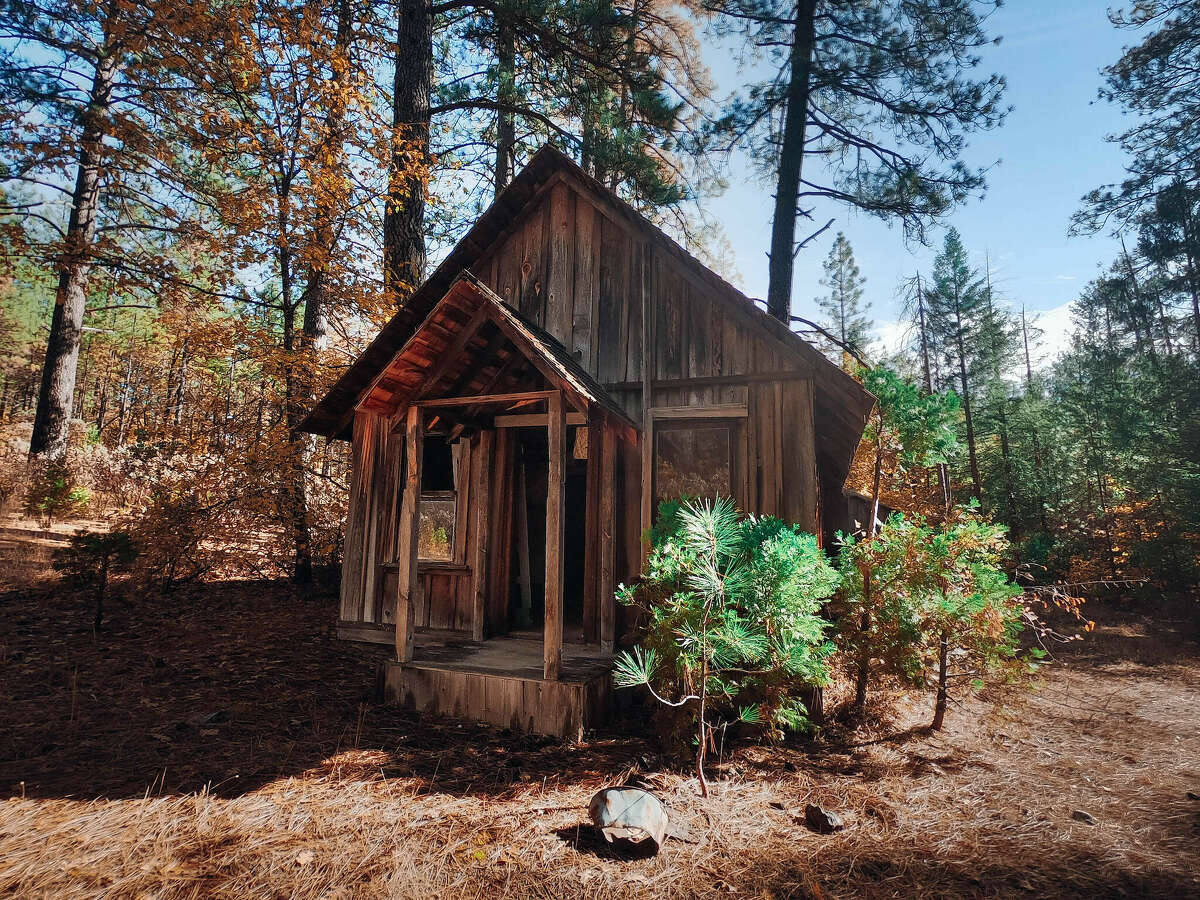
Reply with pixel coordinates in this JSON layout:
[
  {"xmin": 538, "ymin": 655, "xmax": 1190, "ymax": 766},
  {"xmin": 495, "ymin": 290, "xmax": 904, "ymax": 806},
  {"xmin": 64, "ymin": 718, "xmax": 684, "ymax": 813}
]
[{"xmin": 509, "ymin": 425, "xmax": 589, "ymax": 643}]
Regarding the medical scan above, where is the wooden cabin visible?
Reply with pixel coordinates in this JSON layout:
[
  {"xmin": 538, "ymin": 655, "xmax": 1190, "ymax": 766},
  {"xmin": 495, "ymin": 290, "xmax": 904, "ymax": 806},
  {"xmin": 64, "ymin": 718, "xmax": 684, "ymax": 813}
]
[{"xmin": 301, "ymin": 146, "xmax": 875, "ymax": 739}]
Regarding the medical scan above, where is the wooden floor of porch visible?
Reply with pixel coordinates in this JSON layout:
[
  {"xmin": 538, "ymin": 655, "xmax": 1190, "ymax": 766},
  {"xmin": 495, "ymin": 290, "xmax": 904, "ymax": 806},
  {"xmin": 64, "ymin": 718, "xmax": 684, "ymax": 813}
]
[
  {"xmin": 380, "ymin": 632, "xmax": 616, "ymax": 740},
  {"xmin": 405, "ymin": 631, "xmax": 614, "ymax": 681}
]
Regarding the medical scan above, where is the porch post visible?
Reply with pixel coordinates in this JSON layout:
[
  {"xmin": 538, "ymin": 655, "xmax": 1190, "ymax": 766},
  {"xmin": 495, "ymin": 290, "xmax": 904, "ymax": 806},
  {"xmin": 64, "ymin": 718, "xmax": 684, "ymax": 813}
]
[
  {"xmin": 395, "ymin": 404, "xmax": 423, "ymax": 663},
  {"xmin": 599, "ymin": 422, "xmax": 617, "ymax": 654},
  {"xmin": 470, "ymin": 429, "xmax": 493, "ymax": 641},
  {"xmin": 544, "ymin": 390, "xmax": 566, "ymax": 680}
]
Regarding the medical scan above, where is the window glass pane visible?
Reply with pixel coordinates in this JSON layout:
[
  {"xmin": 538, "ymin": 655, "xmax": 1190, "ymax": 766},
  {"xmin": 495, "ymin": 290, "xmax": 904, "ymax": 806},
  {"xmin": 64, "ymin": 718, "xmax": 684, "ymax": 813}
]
[
  {"xmin": 418, "ymin": 498, "xmax": 455, "ymax": 561},
  {"xmin": 655, "ymin": 425, "xmax": 732, "ymax": 504}
]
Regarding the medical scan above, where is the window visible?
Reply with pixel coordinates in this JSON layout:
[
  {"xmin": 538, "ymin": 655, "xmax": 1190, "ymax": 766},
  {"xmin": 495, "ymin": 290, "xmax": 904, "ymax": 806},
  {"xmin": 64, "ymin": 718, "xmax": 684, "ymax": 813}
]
[
  {"xmin": 419, "ymin": 437, "xmax": 456, "ymax": 561},
  {"xmin": 654, "ymin": 422, "xmax": 734, "ymax": 505}
]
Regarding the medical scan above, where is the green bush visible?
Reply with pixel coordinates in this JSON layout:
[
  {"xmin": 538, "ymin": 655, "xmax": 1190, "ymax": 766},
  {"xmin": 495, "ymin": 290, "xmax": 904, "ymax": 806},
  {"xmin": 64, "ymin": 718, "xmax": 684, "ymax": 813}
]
[
  {"xmin": 613, "ymin": 497, "xmax": 838, "ymax": 793},
  {"xmin": 23, "ymin": 461, "xmax": 90, "ymax": 526},
  {"xmin": 835, "ymin": 506, "xmax": 1033, "ymax": 729}
]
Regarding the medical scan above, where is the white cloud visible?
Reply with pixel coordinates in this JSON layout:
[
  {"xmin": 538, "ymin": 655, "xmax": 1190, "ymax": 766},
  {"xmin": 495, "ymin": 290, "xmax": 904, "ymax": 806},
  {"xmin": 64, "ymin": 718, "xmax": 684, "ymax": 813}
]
[
  {"xmin": 867, "ymin": 299, "xmax": 1078, "ymax": 373},
  {"xmin": 1028, "ymin": 301, "xmax": 1076, "ymax": 366}
]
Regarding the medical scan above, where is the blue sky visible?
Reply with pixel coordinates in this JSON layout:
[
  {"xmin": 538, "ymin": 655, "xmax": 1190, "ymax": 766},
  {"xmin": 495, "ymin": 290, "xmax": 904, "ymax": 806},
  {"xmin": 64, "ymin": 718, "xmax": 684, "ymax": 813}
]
[{"xmin": 701, "ymin": 0, "xmax": 1132, "ymax": 362}]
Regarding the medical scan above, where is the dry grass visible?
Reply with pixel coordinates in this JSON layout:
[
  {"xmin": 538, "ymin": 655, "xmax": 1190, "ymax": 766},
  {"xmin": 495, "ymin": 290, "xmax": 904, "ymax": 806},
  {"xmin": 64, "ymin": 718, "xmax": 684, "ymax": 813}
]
[{"xmin": 1, "ymin": 570, "xmax": 1198, "ymax": 898}]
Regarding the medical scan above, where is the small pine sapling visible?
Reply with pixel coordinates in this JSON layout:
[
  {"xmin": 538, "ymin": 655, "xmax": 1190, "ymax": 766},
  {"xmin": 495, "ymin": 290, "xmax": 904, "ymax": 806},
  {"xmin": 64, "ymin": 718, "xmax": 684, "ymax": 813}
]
[
  {"xmin": 613, "ymin": 497, "xmax": 838, "ymax": 795},
  {"xmin": 835, "ymin": 506, "xmax": 1034, "ymax": 727},
  {"xmin": 52, "ymin": 531, "xmax": 139, "ymax": 631},
  {"xmin": 918, "ymin": 509, "xmax": 1029, "ymax": 730}
]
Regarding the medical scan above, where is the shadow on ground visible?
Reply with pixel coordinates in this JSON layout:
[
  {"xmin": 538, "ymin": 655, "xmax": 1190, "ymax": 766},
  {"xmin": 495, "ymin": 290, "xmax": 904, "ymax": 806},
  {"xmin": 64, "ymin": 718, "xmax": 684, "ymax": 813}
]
[{"xmin": 0, "ymin": 578, "xmax": 645, "ymax": 800}]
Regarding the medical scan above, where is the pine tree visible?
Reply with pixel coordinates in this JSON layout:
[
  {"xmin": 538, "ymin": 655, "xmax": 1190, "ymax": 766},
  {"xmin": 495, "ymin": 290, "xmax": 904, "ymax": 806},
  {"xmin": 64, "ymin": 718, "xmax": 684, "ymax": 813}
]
[
  {"xmin": 815, "ymin": 232, "xmax": 871, "ymax": 364},
  {"xmin": 926, "ymin": 228, "xmax": 986, "ymax": 501},
  {"xmin": 1075, "ymin": 2, "xmax": 1200, "ymax": 236},
  {"xmin": 0, "ymin": 0, "xmax": 228, "ymax": 459},
  {"xmin": 385, "ymin": 0, "xmax": 713, "ymax": 305},
  {"xmin": 705, "ymin": 0, "xmax": 1007, "ymax": 322}
]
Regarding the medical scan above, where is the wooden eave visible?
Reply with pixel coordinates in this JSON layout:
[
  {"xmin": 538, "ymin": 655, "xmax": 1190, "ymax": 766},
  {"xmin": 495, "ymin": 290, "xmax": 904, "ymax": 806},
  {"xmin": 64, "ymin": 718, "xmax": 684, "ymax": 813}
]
[{"xmin": 352, "ymin": 273, "xmax": 638, "ymax": 434}]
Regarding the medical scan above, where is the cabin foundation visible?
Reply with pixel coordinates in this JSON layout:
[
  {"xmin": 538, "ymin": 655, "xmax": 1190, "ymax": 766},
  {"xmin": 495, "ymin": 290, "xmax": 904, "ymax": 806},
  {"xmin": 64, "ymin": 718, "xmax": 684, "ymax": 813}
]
[{"xmin": 381, "ymin": 632, "xmax": 613, "ymax": 740}]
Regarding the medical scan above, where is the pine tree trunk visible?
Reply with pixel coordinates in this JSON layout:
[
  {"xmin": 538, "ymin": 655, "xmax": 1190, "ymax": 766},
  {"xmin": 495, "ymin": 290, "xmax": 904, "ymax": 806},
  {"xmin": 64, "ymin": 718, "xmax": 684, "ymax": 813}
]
[
  {"xmin": 494, "ymin": 13, "xmax": 516, "ymax": 196},
  {"xmin": 765, "ymin": 0, "xmax": 818, "ymax": 323},
  {"xmin": 580, "ymin": 0, "xmax": 612, "ymax": 181},
  {"xmin": 931, "ymin": 631, "xmax": 948, "ymax": 730},
  {"xmin": 30, "ymin": 48, "xmax": 119, "ymax": 460},
  {"xmin": 997, "ymin": 401, "xmax": 1016, "ymax": 521},
  {"xmin": 283, "ymin": 299, "xmax": 314, "ymax": 584},
  {"xmin": 384, "ymin": 0, "xmax": 432, "ymax": 307},
  {"xmin": 301, "ymin": 0, "xmax": 349, "ymax": 354},
  {"xmin": 1020, "ymin": 309, "xmax": 1049, "ymax": 532},
  {"xmin": 1181, "ymin": 213, "xmax": 1200, "ymax": 352},
  {"xmin": 853, "ymin": 608, "xmax": 870, "ymax": 713},
  {"xmin": 279, "ymin": 221, "xmax": 313, "ymax": 584},
  {"xmin": 953, "ymin": 302, "xmax": 983, "ymax": 501}
]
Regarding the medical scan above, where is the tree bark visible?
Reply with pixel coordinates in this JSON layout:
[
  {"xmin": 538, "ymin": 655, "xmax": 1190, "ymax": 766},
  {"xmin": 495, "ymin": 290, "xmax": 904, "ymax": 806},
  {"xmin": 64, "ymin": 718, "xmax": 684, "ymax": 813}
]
[
  {"xmin": 30, "ymin": 47, "xmax": 119, "ymax": 460},
  {"xmin": 765, "ymin": 0, "xmax": 818, "ymax": 324},
  {"xmin": 384, "ymin": 0, "xmax": 432, "ymax": 307},
  {"xmin": 1180, "ymin": 211, "xmax": 1200, "ymax": 352},
  {"xmin": 493, "ymin": 12, "xmax": 516, "ymax": 196},
  {"xmin": 931, "ymin": 631, "xmax": 948, "ymax": 730}
]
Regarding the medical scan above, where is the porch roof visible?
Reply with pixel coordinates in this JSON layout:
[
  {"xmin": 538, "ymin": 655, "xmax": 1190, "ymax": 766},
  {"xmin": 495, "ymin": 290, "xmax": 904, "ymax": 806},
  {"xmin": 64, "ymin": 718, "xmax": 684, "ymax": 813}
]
[{"xmin": 349, "ymin": 272, "xmax": 637, "ymax": 430}]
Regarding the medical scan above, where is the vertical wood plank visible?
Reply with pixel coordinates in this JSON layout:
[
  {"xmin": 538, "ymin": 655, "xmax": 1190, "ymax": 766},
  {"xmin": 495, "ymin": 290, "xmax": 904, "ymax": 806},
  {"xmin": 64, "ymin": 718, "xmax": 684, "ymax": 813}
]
[
  {"xmin": 573, "ymin": 197, "xmax": 596, "ymax": 368},
  {"xmin": 361, "ymin": 415, "xmax": 382, "ymax": 623},
  {"xmin": 487, "ymin": 429, "xmax": 514, "ymax": 633},
  {"xmin": 582, "ymin": 412, "xmax": 602, "ymax": 643},
  {"xmin": 340, "ymin": 411, "xmax": 370, "ymax": 623},
  {"xmin": 544, "ymin": 391, "xmax": 566, "ymax": 681},
  {"xmin": 395, "ymin": 405, "xmax": 423, "ymax": 663},
  {"xmin": 596, "ymin": 215, "xmax": 625, "ymax": 383},
  {"xmin": 453, "ymin": 438, "xmax": 470, "ymax": 563},
  {"xmin": 599, "ymin": 422, "xmax": 617, "ymax": 653},
  {"xmin": 471, "ymin": 430, "xmax": 494, "ymax": 640},
  {"xmin": 639, "ymin": 242, "xmax": 654, "ymax": 565},
  {"xmin": 546, "ymin": 182, "xmax": 574, "ymax": 346},
  {"xmin": 796, "ymin": 378, "xmax": 819, "ymax": 533}
]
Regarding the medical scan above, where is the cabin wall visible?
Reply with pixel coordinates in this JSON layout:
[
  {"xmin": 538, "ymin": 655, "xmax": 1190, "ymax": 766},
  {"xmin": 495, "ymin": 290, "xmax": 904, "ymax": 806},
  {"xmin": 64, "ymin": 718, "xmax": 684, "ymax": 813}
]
[
  {"xmin": 339, "ymin": 409, "xmax": 495, "ymax": 639},
  {"xmin": 341, "ymin": 175, "xmax": 829, "ymax": 641},
  {"xmin": 468, "ymin": 176, "xmax": 820, "ymax": 534}
]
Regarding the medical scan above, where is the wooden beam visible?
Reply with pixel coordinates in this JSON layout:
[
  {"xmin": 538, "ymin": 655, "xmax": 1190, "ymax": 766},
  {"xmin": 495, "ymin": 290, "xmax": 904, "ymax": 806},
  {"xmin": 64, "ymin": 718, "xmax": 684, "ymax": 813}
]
[
  {"xmin": 481, "ymin": 301, "xmax": 593, "ymax": 416},
  {"xmin": 582, "ymin": 412, "xmax": 602, "ymax": 644},
  {"xmin": 515, "ymin": 459, "xmax": 533, "ymax": 628},
  {"xmin": 395, "ymin": 405, "xmax": 423, "ymax": 663},
  {"xmin": 544, "ymin": 390, "xmax": 566, "ymax": 681},
  {"xmin": 650, "ymin": 404, "xmax": 749, "ymax": 420},
  {"xmin": 416, "ymin": 390, "xmax": 553, "ymax": 409},
  {"xmin": 494, "ymin": 412, "xmax": 585, "ymax": 428},
  {"xmin": 639, "ymin": 242, "xmax": 654, "ymax": 566},
  {"xmin": 599, "ymin": 421, "xmax": 617, "ymax": 654},
  {"xmin": 603, "ymin": 371, "xmax": 813, "ymax": 392},
  {"xmin": 413, "ymin": 303, "xmax": 493, "ymax": 400},
  {"xmin": 470, "ymin": 430, "xmax": 493, "ymax": 641}
]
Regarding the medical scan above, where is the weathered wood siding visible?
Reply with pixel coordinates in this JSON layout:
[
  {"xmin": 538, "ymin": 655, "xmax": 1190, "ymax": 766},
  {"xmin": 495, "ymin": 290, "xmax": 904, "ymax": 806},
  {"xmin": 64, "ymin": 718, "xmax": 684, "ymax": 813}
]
[
  {"xmin": 469, "ymin": 174, "xmax": 820, "ymax": 532},
  {"xmin": 342, "ymin": 173, "xmax": 822, "ymax": 640},
  {"xmin": 339, "ymin": 410, "xmax": 500, "ymax": 638}
]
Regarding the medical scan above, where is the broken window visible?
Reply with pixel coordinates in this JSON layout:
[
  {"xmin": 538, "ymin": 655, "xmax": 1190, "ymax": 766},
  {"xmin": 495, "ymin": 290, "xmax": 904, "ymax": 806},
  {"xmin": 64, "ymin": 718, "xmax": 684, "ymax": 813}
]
[
  {"xmin": 419, "ymin": 436, "xmax": 456, "ymax": 561},
  {"xmin": 654, "ymin": 423, "xmax": 733, "ymax": 505}
]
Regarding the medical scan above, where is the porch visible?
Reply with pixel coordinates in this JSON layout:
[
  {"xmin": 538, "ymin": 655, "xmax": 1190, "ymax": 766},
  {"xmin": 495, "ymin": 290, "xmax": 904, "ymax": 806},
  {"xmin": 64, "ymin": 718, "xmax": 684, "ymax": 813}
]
[{"xmin": 381, "ymin": 631, "xmax": 615, "ymax": 740}]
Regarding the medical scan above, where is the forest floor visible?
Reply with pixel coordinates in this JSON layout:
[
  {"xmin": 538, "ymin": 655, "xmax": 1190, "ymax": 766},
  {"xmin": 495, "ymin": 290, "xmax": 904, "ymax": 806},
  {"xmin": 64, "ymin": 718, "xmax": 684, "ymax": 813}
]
[{"xmin": 0, "ymin": 538, "xmax": 1198, "ymax": 898}]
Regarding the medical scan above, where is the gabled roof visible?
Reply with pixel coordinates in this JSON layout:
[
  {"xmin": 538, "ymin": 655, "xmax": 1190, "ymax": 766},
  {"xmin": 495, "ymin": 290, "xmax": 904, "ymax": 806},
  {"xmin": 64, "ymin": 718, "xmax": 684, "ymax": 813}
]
[
  {"xmin": 301, "ymin": 145, "xmax": 874, "ymax": 485},
  {"xmin": 352, "ymin": 272, "xmax": 637, "ymax": 430}
]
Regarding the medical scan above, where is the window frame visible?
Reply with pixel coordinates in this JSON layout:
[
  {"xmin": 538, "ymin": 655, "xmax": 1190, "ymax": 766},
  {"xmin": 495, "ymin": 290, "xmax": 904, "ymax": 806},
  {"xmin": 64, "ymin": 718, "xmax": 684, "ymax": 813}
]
[
  {"xmin": 651, "ymin": 413, "xmax": 743, "ymax": 508},
  {"xmin": 416, "ymin": 437, "xmax": 463, "ymax": 565}
]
